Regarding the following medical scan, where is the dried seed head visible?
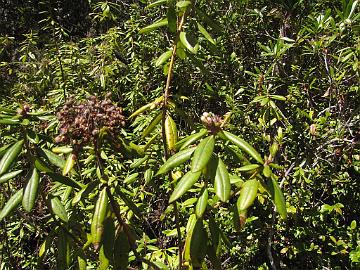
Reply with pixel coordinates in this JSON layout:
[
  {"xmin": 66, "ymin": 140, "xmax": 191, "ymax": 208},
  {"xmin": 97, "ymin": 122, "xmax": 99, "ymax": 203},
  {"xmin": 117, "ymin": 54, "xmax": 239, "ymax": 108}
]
[{"xmin": 56, "ymin": 95, "xmax": 125, "ymax": 147}]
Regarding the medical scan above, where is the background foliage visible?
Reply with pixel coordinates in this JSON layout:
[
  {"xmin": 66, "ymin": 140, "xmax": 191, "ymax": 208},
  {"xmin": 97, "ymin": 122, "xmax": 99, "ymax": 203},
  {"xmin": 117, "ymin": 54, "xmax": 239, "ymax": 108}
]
[{"xmin": 0, "ymin": 0, "xmax": 359, "ymax": 269}]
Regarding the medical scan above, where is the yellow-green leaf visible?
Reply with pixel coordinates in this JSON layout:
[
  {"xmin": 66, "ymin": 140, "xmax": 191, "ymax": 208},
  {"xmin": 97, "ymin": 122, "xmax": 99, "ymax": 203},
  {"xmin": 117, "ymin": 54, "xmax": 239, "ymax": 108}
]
[
  {"xmin": 0, "ymin": 140, "xmax": 24, "ymax": 175},
  {"xmin": 191, "ymin": 135, "xmax": 215, "ymax": 172},
  {"xmin": 169, "ymin": 171, "xmax": 202, "ymax": 203},
  {"xmin": 214, "ymin": 158, "xmax": 231, "ymax": 202},
  {"xmin": 22, "ymin": 167, "xmax": 40, "ymax": 212},
  {"xmin": 0, "ymin": 189, "xmax": 23, "ymax": 221},
  {"xmin": 139, "ymin": 18, "xmax": 168, "ymax": 34},
  {"xmin": 156, "ymin": 147, "xmax": 195, "ymax": 175},
  {"xmin": 237, "ymin": 179, "xmax": 259, "ymax": 211},
  {"xmin": 223, "ymin": 131, "xmax": 263, "ymax": 164}
]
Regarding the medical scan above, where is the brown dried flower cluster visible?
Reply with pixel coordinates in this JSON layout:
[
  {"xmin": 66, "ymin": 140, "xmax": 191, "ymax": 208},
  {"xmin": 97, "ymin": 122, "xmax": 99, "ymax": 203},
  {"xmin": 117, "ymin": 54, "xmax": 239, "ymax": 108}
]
[
  {"xmin": 200, "ymin": 112, "xmax": 223, "ymax": 134},
  {"xmin": 55, "ymin": 94, "xmax": 125, "ymax": 146}
]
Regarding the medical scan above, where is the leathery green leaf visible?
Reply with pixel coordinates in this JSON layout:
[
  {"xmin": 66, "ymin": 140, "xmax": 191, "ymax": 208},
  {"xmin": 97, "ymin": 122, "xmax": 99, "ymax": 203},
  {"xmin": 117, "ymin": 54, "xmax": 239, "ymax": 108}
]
[
  {"xmin": 268, "ymin": 178, "xmax": 287, "ymax": 220},
  {"xmin": 139, "ymin": 18, "xmax": 168, "ymax": 34},
  {"xmin": 145, "ymin": 0, "xmax": 167, "ymax": 9},
  {"xmin": 0, "ymin": 189, "xmax": 23, "ymax": 221},
  {"xmin": 155, "ymin": 50, "xmax": 172, "ymax": 67},
  {"xmin": 0, "ymin": 140, "xmax": 24, "ymax": 175},
  {"xmin": 238, "ymin": 164, "xmax": 261, "ymax": 172},
  {"xmin": 164, "ymin": 115, "xmax": 178, "ymax": 151},
  {"xmin": 141, "ymin": 111, "xmax": 162, "ymax": 138},
  {"xmin": 22, "ymin": 168, "xmax": 40, "ymax": 212},
  {"xmin": 176, "ymin": 128, "xmax": 208, "ymax": 150},
  {"xmin": 62, "ymin": 153, "xmax": 76, "ymax": 176},
  {"xmin": 223, "ymin": 131, "xmax": 263, "ymax": 164},
  {"xmin": 197, "ymin": 22, "xmax": 216, "ymax": 45},
  {"xmin": 169, "ymin": 171, "xmax": 202, "ymax": 203},
  {"xmin": 91, "ymin": 188, "xmax": 108, "ymax": 250},
  {"xmin": 214, "ymin": 158, "xmax": 231, "ymax": 202},
  {"xmin": 180, "ymin": 32, "xmax": 197, "ymax": 54},
  {"xmin": 195, "ymin": 188, "xmax": 208, "ymax": 218},
  {"xmin": 50, "ymin": 196, "xmax": 68, "ymax": 223},
  {"xmin": 237, "ymin": 179, "xmax": 259, "ymax": 211},
  {"xmin": 191, "ymin": 135, "xmax": 215, "ymax": 172},
  {"xmin": 156, "ymin": 147, "xmax": 195, "ymax": 175},
  {"xmin": 0, "ymin": 169, "xmax": 22, "ymax": 184}
]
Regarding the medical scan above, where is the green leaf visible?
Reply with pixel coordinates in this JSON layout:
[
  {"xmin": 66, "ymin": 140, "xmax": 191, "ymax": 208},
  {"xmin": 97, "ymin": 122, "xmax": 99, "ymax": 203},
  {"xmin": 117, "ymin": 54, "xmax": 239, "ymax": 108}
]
[
  {"xmin": 197, "ymin": 22, "xmax": 216, "ymax": 45},
  {"xmin": 263, "ymin": 165, "xmax": 272, "ymax": 178},
  {"xmin": 62, "ymin": 153, "xmax": 76, "ymax": 176},
  {"xmin": 52, "ymin": 146, "xmax": 73, "ymax": 154},
  {"xmin": 22, "ymin": 168, "xmax": 40, "ymax": 212},
  {"xmin": 169, "ymin": 171, "xmax": 202, "ymax": 203},
  {"xmin": 223, "ymin": 131, "xmax": 263, "ymax": 164},
  {"xmin": 167, "ymin": 5, "xmax": 177, "ymax": 33},
  {"xmin": 191, "ymin": 135, "xmax": 215, "ymax": 172},
  {"xmin": 139, "ymin": 18, "xmax": 168, "ymax": 34},
  {"xmin": 0, "ymin": 189, "xmax": 23, "ymax": 221},
  {"xmin": 0, "ymin": 119, "xmax": 20, "ymax": 125},
  {"xmin": 214, "ymin": 158, "xmax": 231, "ymax": 202},
  {"xmin": 145, "ymin": 0, "xmax": 167, "ymax": 9},
  {"xmin": 155, "ymin": 50, "xmax": 172, "ymax": 67},
  {"xmin": 238, "ymin": 164, "xmax": 261, "ymax": 172},
  {"xmin": 39, "ymin": 148, "xmax": 65, "ymax": 169},
  {"xmin": 190, "ymin": 218, "xmax": 207, "ymax": 267},
  {"xmin": 268, "ymin": 178, "xmax": 287, "ymax": 219},
  {"xmin": 176, "ymin": 1, "xmax": 191, "ymax": 8},
  {"xmin": 156, "ymin": 147, "xmax": 195, "ymax": 175},
  {"xmin": 180, "ymin": 32, "xmax": 197, "ymax": 54},
  {"xmin": 46, "ymin": 172, "xmax": 82, "ymax": 189},
  {"xmin": 0, "ymin": 169, "xmax": 22, "ymax": 184},
  {"xmin": 176, "ymin": 129, "xmax": 208, "ymax": 150},
  {"xmin": 50, "ymin": 196, "xmax": 68, "ymax": 223},
  {"xmin": 0, "ymin": 140, "xmax": 24, "ymax": 175},
  {"xmin": 141, "ymin": 111, "xmax": 162, "ymax": 138},
  {"xmin": 195, "ymin": 188, "xmax": 208, "ymax": 218},
  {"xmin": 237, "ymin": 179, "xmax": 259, "ymax": 211}
]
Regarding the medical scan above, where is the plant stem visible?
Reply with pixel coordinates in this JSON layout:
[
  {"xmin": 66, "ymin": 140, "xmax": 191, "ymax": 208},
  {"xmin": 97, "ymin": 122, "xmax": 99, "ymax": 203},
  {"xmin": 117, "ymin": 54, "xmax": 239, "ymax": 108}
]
[{"xmin": 161, "ymin": 11, "xmax": 187, "ymax": 269}]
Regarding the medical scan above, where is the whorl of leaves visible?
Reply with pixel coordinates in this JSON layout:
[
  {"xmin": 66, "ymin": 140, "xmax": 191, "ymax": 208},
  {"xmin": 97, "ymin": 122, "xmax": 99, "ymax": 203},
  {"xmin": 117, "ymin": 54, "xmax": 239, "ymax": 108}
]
[{"xmin": 55, "ymin": 94, "xmax": 125, "ymax": 146}]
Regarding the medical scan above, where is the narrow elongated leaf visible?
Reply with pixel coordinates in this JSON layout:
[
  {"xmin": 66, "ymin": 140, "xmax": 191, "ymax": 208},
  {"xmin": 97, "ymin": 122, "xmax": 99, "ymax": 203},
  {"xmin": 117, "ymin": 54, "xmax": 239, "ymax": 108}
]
[
  {"xmin": 176, "ymin": 129, "xmax": 208, "ymax": 150},
  {"xmin": 129, "ymin": 103, "xmax": 153, "ymax": 119},
  {"xmin": 0, "ymin": 119, "xmax": 20, "ymax": 125},
  {"xmin": 197, "ymin": 22, "xmax": 216, "ymax": 45},
  {"xmin": 52, "ymin": 146, "xmax": 73, "ymax": 154},
  {"xmin": 46, "ymin": 172, "xmax": 82, "ymax": 189},
  {"xmin": 180, "ymin": 32, "xmax": 197, "ymax": 54},
  {"xmin": 169, "ymin": 171, "xmax": 202, "ymax": 203},
  {"xmin": 238, "ymin": 164, "xmax": 261, "ymax": 172},
  {"xmin": 114, "ymin": 228, "xmax": 130, "ymax": 269},
  {"xmin": 141, "ymin": 111, "xmax": 162, "ymax": 138},
  {"xmin": 237, "ymin": 179, "xmax": 259, "ymax": 211},
  {"xmin": 167, "ymin": 4, "xmax": 177, "ymax": 33},
  {"xmin": 0, "ymin": 189, "xmax": 23, "ymax": 221},
  {"xmin": 156, "ymin": 147, "xmax": 195, "ymax": 175},
  {"xmin": 177, "ymin": 1, "xmax": 191, "ymax": 8},
  {"xmin": 145, "ymin": 0, "xmax": 167, "ymax": 9},
  {"xmin": 223, "ymin": 131, "xmax": 263, "ymax": 164},
  {"xmin": 191, "ymin": 136, "xmax": 215, "ymax": 172},
  {"xmin": 195, "ymin": 188, "xmax": 208, "ymax": 218},
  {"xmin": 0, "ymin": 140, "xmax": 24, "ymax": 175},
  {"xmin": 0, "ymin": 169, "xmax": 22, "ymax": 184},
  {"xmin": 40, "ymin": 148, "xmax": 65, "ymax": 169},
  {"xmin": 50, "ymin": 196, "xmax": 68, "ymax": 223},
  {"xmin": 164, "ymin": 115, "xmax": 178, "ymax": 151},
  {"xmin": 62, "ymin": 153, "xmax": 76, "ymax": 176},
  {"xmin": 184, "ymin": 214, "xmax": 197, "ymax": 263},
  {"xmin": 214, "ymin": 158, "xmax": 231, "ymax": 202},
  {"xmin": 190, "ymin": 219, "xmax": 207, "ymax": 267},
  {"xmin": 34, "ymin": 158, "xmax": 53, "ymax": 173},
  {"xmin": 155, "ymin": 50, "xmax": 172, "ymax": 67},
  {"xmin": 22, "ymin": 168, "xmax": 40, "ymax": 212},
  {"xmin": 268, "ymin": 178, "xmax": 287, "ymax": 220},
  {"xmin": 139, "ymin": 18, "xmax": 168, "ymax": 34},
  {"xmin": 91, "ymin": 188, "xmax": 108, "ymax": 250}
]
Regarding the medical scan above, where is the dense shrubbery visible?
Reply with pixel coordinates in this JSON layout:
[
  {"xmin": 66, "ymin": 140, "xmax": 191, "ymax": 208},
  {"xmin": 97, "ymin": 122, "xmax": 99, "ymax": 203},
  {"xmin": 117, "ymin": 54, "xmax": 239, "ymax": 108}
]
[{"xmin": 0, "ymin": 0, "xmax": 359, "ymax": 269}]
